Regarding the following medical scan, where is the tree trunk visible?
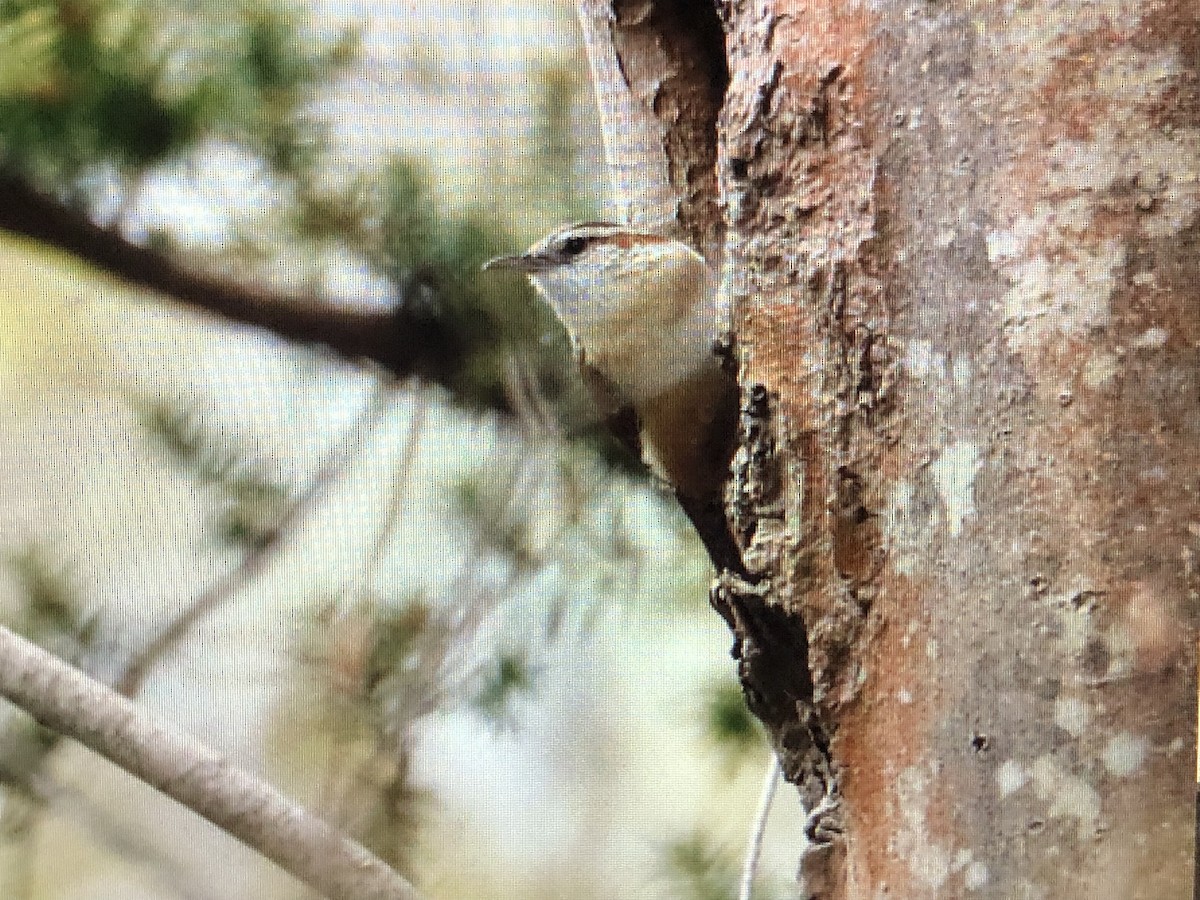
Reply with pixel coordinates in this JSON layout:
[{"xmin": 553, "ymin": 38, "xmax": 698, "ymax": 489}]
[{"xmin": 579, "ymin": 1, "xmax": 1199, "ymax": 897}]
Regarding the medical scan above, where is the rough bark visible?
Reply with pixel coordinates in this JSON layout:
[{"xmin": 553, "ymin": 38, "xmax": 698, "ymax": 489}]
[{"xmin": 581, "ymin": 1, "xmax": 1199, "ymax": 897}]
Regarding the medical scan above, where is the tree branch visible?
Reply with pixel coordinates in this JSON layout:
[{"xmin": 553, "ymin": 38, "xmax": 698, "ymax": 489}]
[
  {"xmin": 0, "ymin": 172, "xmax": 467, "ymax": 386},
  {"xmin": 0, "ymin": 625, "xmax": 423, "ymax": 900}
]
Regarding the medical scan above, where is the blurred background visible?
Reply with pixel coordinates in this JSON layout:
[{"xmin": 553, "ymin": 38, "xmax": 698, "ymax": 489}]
[{"xmin": 0, "ymin": 2, "xmax": 806, "ymax": 897}]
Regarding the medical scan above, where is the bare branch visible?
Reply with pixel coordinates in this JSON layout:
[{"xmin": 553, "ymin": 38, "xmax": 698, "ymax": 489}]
[{"xmin": 0, "ymin": 625, "xmax": 423, "ymax": 900}]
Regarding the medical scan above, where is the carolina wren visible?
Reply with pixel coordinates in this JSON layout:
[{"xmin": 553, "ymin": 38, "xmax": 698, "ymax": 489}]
[{"xmin": 484, "ymin": 222, "xmax": 740, "ymax": 538}]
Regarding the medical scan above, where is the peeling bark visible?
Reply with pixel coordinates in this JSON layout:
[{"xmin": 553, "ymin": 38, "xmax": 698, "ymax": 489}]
[{"xmin": 581, "ymin": 1, "xmax": 1199, "ymax": 897}]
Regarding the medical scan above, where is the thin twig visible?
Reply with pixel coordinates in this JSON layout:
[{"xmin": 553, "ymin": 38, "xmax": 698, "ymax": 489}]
[
  {"xmin": 318, "ymin": 386, "xmax": 428, "ymax": 821},
  {"xmin": 739, "ymin": 754, "xmax": 780, "ymax": 900},
  {"xmin": 117, "ymin": 379, "xmax": 402, "ymax": 696},
  {"xmin": 360, "ymin": 387, "xmax": 429, "ymax": 587}
]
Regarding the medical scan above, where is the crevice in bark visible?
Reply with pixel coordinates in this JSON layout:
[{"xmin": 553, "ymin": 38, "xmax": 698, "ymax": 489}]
[
  {"xmin": 721, "ymin": 382, "xmax": 840, "ymax": 826},
  {"xmin": 710, "ymin": 572, "xmax": 833, "ymax": 801}
]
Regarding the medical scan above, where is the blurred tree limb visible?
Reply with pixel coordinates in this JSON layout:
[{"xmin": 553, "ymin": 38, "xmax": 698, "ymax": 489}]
[
  {"xmin": 0, "ymin": 172, "xmax": 474, "ymax": 392},
  {"xmin": 0, "ymin": 0, "xmax": 534, "ymax": 411}
]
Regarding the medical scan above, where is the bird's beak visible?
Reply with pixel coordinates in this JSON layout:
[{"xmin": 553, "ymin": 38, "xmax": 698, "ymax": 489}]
[{"xmin": 482, "ymin": 253, "xmax": 543, "ymax": 273}]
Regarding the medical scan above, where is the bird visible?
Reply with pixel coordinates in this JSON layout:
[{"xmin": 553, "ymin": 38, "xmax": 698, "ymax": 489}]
[{"xmin": 484, "ymin": 222, "xmax": 743, "ymax": 573}]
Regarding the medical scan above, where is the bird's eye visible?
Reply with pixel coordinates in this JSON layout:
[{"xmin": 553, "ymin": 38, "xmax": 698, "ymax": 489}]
[{"xmin": 560, "ymin": 236, "xmax": 588, "ymax": 257}]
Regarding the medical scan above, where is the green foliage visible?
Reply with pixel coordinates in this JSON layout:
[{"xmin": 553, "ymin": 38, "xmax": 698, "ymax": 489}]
[
  {"xmin": 0, "ymin": 0, "xmax": 614, "ymax": 464},
  {"xmin": 362, "ymin": 600, "xmax": 433, "ymax": 698},
  {"xmin": 452, "ymin": 470, "xmax": 542, "ymax": 573},
  {"xmin": 0, "ymin": 0, "xmax": 357, "ymax": 189},
  {"xmin": 704, "ymin": 677, "xmax": 764, "ymax": 764},
  {"xmin": 133, "ymin": 395, "xmax": 291, "ymax": 548},
  {"xmin": 662, "ymin": 832, "xmax": 740, "ymax": 900},
  {"xmin": 297, "ymin": 600, "xmax": 434, "ymax": 876},
  {"xmin": 0, "ymin": 546, "xmax": 94, "ymax": 821},
  {"xmin": 0, "ymin": 0, "xmax": 194, "ymax": 179},
  {"xmin": 471, "ymin": 651, "xmax": 537, "ymax": 728},
  {"xmin": 378, "ymin": 158, "xmax": 441, "ymax": 280},
  {"xmin": 450, "ymin": 447, "xmax": 639, "ymax": 589},
  {"xmin": 354, "ymin": 746, "xmax": 430, "ymax": 877},
  {"xmin": 662, "ymin": 830, "xmax": 782, "ymax": 900},
  {"xmin": 373, "ymin": 157, "xmax": 578, "ymax": 413},
  {"xmin": 3, "ymin": 543, "xmax": 97, "ymax": 658},
  {"xmin": 0, "ymin": 541, "xmax": 105, "ymax": 861}
]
